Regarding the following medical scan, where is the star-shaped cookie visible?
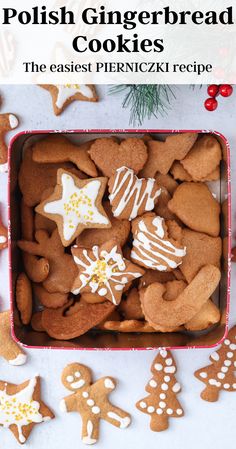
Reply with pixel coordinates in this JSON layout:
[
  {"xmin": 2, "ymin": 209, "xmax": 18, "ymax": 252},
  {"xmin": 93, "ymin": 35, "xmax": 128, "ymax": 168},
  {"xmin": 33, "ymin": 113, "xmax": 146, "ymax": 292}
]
[
  {"xmin": 71, "ymin": 240, "xmax": 144, "ymax": 305},
  {"xmin": 39, "ymin": 84, "xmax": 98, "ymax": 115},
  {"xmin": 36, "ymin": 169, "xmax": 111, "ymax": 247},
  {"xmin": 0, "ymin": 310, "xmax": 27, "ymax": 365},
  {"xmin": 0, "ymin": 376, "xmax": 54, "ymax": 443}
]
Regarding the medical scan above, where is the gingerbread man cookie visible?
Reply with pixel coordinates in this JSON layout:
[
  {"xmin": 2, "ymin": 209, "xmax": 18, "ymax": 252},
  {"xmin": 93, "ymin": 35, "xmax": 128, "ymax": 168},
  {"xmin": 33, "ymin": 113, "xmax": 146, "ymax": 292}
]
[
  {"xmin": 60, "ymin": 363, "xmax": 131, "ymax": 445},
  {"xmin": 39, "ymin": 84, "xmax": 98, "ymax": 115},
  {"xmin": 36, "ymin": 169, "xmax": 110, "ymax": 247},
  {"xmin": 0, "ymin": 376, "xmax": 54, "ymax": 443},
  {"xmin": 0, "ymin": 310, "xmax": 27, "ymax": 365},
  {"xmin": 0, "ymin": 113, "xmax": 19, "ymax": 172}
]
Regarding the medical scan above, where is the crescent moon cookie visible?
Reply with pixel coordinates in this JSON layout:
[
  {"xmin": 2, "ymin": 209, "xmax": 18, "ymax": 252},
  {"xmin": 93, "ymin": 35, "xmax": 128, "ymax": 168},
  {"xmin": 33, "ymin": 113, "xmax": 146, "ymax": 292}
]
[
  {"xmin": 108, "ymin": 166, "xmax": 162, "ymax": 221},
  {"xmin": 131, "ymin": 214, "xmax": 186, "ymax": 272},
  {"xmin": 0, "ymin": 375, "xmax": 54, "ymax": 443},
  {"xmin": 39, "ymin": 84, "xmax": 98, "ymax": 115},
  {"xmin": 0, "ymin": 113, "xmax": 19, "ymax": 172},
  {"xmin": 71, "ymin": 240, "xmax": 144, "ymax": 305},
  {"xmin": 36, "ymin": 169, "xmax": 111, "ymax": 247}
]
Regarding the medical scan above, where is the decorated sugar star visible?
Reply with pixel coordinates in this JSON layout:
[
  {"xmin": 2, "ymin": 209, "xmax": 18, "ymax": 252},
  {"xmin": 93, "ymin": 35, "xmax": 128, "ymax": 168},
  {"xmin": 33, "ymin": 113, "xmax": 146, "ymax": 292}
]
[
  {"xmin": 71, "ymin": 240, "xmax": 144, "ymax": 305},
  {"xmin": 0, "ymin": 310, "xmax": 27, "ymax": 366},
  {"xmin": 36, "ymin": 169, "xmax": 111, "ymax": 247},
  {"xmin": 39, "ymin": 84, "xmax": 98, "ymax": 115},
  {"xmin": 0, "ymin": 376, "xmax": 54, "ymax": 444}
]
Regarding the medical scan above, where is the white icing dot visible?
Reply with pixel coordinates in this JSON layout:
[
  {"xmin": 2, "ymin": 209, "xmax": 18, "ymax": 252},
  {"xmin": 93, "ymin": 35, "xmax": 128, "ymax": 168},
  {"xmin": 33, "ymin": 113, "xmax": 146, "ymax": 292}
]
[
  {"xmin": 98, "ymin": 288, "xmax": 107, "ymax": 296},
  {"xmin": 159, "ymin": 401, "xmax": 166, "ymax": 409},
  {"xmin": 149, "ymin": 380, "xmax": 157, "ymax": 388},
  {"xmin": 224, "ymin": 360, "xmax": 231, "ymax": 367},
  {"xmin": 234, "ymin": 361, "xmax": 236, "ymax": 367},
  {"xmin": 211, "ymin": 352, "xmax": 220, "ymax": 361},
  {"xmin": 154, "ymin": 363, "xmax": 163, "ymax": 371},
  {"xmin": 161, "ymin": 383, "xmax": 168, "ymax": 391},
  {"xmin": 199, "ymin": 372, "xmax": 207, "ymax": 379},
  {"xmin": 159, "ymin": 393, "xmax": 166, "ymax": 400},
  {"xmin": 224, "ymin": 339, "xmax": 230, "ymax": 345},
  {"xmin": 156, "ymin": 408, "xmax": 163, "ymax": 415},
  {"xmin": 172, "ymin": 383, "xmax": 181, "ymax": 393},
  {"xmin": 9, "ymin": 114, "xmax": 19, "ymax": 129},
  {"xmin": 104, "ymin": 378, "xmax": 115, "ymax": 389},
  {"xmin": 217, "ymin": 373, "xmax": 225, "ymax": 379},
  {"xmin": 92, "ymin": 406, "xmax": 100, "ymax": 414},
  {"xmin": 227, "ymin": 352, "xmax": 233, "ymax": 358},
  {"xmin": 209, "ymin": 379, "xmax": 221, "ymax": 387},
  {"xmin": 115, "ymin": 284, "xmax": 124, "ymax": 291},
  {"xmin": 82, "ymin": 392, "xmax": 89, "ymax": 398},
  {"xmin": 176, "ymin": 409, "xmax": 183, "ymax": 415},
  {"xmin": 147, "ymin": 406, "xmax": 155, "ymax": 413},
  {"xmin": 167, "ymin": 408, "xmax": 173, "ymax": 415},
  {"xmin": 160, "ymin": 350, "xmax": 167, "ymax": 358},
  {"xmin": 233, "ymin": 384, "xmax": 236, "ymax": 389},
  {"xmin": 66, "ymin": 375, "xmax": 74, "ymax": 382},
  {"xmin": 164, "ymin": 366, "xmax": 176, "ymax": 374},
  {"xmin": 229, "ymin": 344, "xmax": 236, "ymax": 350},
  {"xmin": 224, "ymin": 384, "xmax": 230, "ymax": 389},
  {"xmin": 164, "ymin": 376, "xmax": 170, "ymax": 383},
  {"xmin": 221, "ymin": 367, "xmax": 228, "ymax": 373},
  {"xmin": 139, "ymin": 401, "xmax": 147, "ymax": 409},
  {"xmin": 0, "ymin": 236, "xmax": 7, "ymax": 244},
  {"xmin": 75, "ymin": 371, "xmax": 81, "ymax": 378},
  {"xmin": 165, "ymin": 358, "xmax": 173, "ymax": 366},
  {"xmin": 87, "ymin": 399, "xmax": 95, "ymax": 406}
]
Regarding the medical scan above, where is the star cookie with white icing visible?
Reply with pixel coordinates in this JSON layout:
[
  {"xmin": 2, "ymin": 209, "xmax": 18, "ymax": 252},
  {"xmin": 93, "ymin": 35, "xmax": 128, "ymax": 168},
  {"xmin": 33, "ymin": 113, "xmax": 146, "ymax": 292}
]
[
  {"xmin": 136, "ymin": 349, "xmax": 184, "ymax": 431},
  {"xmin": 0, "ymin": 113, "xmax": 19, "ymax": 172},
  {"xmin": 0, "ymin": 310, "xmax": 27, "ymax": 366},
  {"xmin": 36, "ymin": 169, "xmax": 111, "ymax": 247},
  {"xmin": 0, "ymin": 375, "xmax": 54, "ymax": 443},
  {"xmin": 60, "ymin": 362, "xmax": 131, "ymax": 445},
  {"xmin": 71, "ymin": 239, "xmax": 144, "ymax": 305},
  {"xmin": 0, "ymin": 214, "xmax": 7, "ymax": 250},
  {"xmin": 39, "ymin": 84, "xmax": 98, "ymax": 115},
  {"xmin": 195, "ymin": 325, "xmax": 236, "ymax": 402}
]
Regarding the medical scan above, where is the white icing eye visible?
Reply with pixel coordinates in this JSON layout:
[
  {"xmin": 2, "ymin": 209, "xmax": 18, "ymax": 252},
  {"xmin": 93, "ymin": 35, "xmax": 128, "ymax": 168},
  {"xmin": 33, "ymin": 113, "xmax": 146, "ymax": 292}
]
[
  {"xmin": 66, "ymin": 375, "xmax": 74, "ymax": 382},
  {"xmin": 75, "ymin": 371, "xmax": 81, "ymax": 378}
]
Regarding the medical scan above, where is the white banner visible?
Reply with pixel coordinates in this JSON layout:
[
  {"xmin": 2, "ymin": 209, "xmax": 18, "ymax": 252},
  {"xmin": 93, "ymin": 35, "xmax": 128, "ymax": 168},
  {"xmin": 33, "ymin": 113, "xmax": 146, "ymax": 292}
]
[{"xmin": 0, "ymin": 0, "xmax": 235, "ymax": 84}]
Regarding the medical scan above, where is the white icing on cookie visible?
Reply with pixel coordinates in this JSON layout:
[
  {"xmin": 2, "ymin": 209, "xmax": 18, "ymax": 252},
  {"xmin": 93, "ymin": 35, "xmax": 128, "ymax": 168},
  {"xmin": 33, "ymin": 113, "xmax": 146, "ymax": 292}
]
[
  {"xmin": 107, "ymin": 412, "xmax": 130, "ymax": 428},
  {"xmin": 56, "ymin": 85, "xmax": 94, "ymax": 109},
  {"xmin": 71, "ymin": 379, "xmax": 85, "ymax": 389},
  {"xmin": 59, "ymin": 399, "xmax": 67, "ymax": 413},
  {"xmin": 9, "ymin": 114, "xmax": 19, "ymax": 129},
  {"xmin": 44, "ymin": 173, "xmax": 109, "ymax": 242},
  {"xmin": 131, "ymin": 216, "xmax": 186, "ymax": 271},
  {"xmin": 104, "ymin": 378, "xmax": 115, "ymax": 389},
  {"xmin": 83, "ymin": 419, "xmax": 97, "ymax": 445},
  {"xmin": 8, "ymin": 353, "xmax": 26, "ymax": 366},
  {"xmin": 0, "ymin": 235, "xmax": 7, "ymax": 244},
  {"xmin": 0, "ymin": 163, "xmax": 8, "ymax": 173},
  {"xmin": 109, "ymin": 167, "xmax": 161, "ymax": 220}
]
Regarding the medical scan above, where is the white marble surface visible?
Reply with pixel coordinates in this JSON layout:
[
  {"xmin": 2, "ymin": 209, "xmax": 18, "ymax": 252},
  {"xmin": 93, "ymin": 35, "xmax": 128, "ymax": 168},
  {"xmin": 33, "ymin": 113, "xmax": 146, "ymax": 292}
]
[{"xmin": 0, "ymin": 85, "xmax": 235, "ymax": 449}]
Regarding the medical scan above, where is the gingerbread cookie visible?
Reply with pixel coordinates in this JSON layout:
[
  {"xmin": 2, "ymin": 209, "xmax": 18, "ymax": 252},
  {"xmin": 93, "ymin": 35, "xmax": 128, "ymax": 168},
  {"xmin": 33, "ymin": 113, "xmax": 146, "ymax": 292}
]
[
  {"xmin": 100, "ymin": 320, "xmax": 156, "ymax": 333},
  {"xmin": 155, "ymin": 173, "xmax": 178, "ymax": 195},
  {"xmin": 168, "ymin": 182, "xmax": 220, "ymax": 237},
  {"xmin": 32, "ymin": 135, "xmax": 98, "ymax": 177},
  {"xmin": 0, "ymin": 310, "xmax": 27, "ymax": 365},
  {"xmin": 76, "ymin": 201, "xmax": 130, "ymax": 248},
  {"xmin": 140, "ymin": 265, "xmax": 221, "ymax": 329},
  {"xmin": 0, "ymin": 375, "xmax": 54, "ymax": 443},
  {"xmin": 71, "ymin": 240, "xmax": 144, "ymax": 305},
  {"xmin": 108, "ymin": 166, "xmax": 161, "ymax": 220},
  {"xmin": 36, "ymin": 169, "xmax": 110, "ymax": 247},
  {"xmin": 180, "ymin": 135, "xmax": 222, "ymax": 181},
  {"xmin": 140, "ymin": 133, "xmax": 198, "ymax": 177},
  {"xmin": 16, "ymin": 273, "xmax": 32, "ymax": 325},
  {"xmin": 0, "ymin": 214, "xmax": 7, "ymax": 250},
  {"xmin": 154, "ymin": 188, "xmax": 177, "ymax": 221},
  {"xmin": 139, "ymin": 269, "xmax": 175, "ymax": 289},
  {"xmin": 39, "ymin": 84, "xmax": 98, "ymax": 115},
  {"xmin": 131, "ymin": 214, "xmax": 186, "ymax": 271},
  {"xmin": 89, "ymin": 137, "xmax": 148, "ymax": 177},
  {"xmin": 60, "ymin": 362, "xmax": 131, "ymax": 445},
  {"xmin": 0, "ymin": 113, "xmax": 19, "ymax": 172},
  {"xmin": 33, "ymin": 283, "xmax": 68, "ymax": 309},
  {"xmin": 195, "ymin": 326, "xmax": 236, "ymax": 401},
  {"xmin": 171, "ymin": 161, "xmax": 220, "ymax": 182},
  {"xmin": 136, "ymin": 350, "xmax": 184, "ymax": 431},
  {"xmin": 118, "ymin": 288, "xmax": 144, "ymax": 320},
  {"xmin": 18, "ymin": 229, "xmax": 78, "ymax": 294},
  {"xmin": 185, "ymin": 300, "xmax": 220, "ymax": 331}
]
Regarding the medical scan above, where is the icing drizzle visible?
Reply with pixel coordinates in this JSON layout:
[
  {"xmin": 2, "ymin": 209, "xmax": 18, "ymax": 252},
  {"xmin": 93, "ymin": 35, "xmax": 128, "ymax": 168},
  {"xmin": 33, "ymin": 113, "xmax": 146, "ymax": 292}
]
[
  {"xmin": 0, "ymin": 377, "xmax": 50, "ymax": 443},
  {"xmin": 56, "ymin": 84, "xmax": 94, "ymax": 108},
  {"xmin": 131, "ymin": 216, "xmax": 186, "ymax": 271},
  {"xmin": 109, "ymin": 166, "xmax": 161, "ymax": 220},
  {"xmin": 44, "ymin": 173, "xmax": 109, "ymax": 241},
  {"xmin": 72, "ymin": 245, "xmax": 142, "ymax": 305}
]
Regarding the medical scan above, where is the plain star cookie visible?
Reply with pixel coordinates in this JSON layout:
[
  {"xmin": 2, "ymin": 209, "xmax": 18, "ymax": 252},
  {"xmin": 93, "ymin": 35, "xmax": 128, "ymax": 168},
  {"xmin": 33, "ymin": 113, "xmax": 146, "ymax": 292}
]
[
  {"xmin": 0, "ymin": 376, "xmax": 54, "ymax": 443},
  {"xmin": 39, "ymin": 84, "xmax": 98, "ymax": 115},
  {"xmin": 60, "ymin": 362, "xmax": 131, "ymax": 445},
  {"xmin": 36, "ymin": 169, "xmax": 111, "ymax": 246},
  {"xmin": 0, "ymin": 113, "xmax": 19, "ymax": 172},
  {"xmin": 136, "ymin": 350, "xmax": 184, "ymax": 431}
]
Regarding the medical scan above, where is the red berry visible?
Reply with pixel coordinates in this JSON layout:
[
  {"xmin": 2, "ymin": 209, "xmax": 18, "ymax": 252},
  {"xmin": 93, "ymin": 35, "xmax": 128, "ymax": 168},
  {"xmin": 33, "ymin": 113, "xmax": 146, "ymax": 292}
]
[
  {"xmin": 204, "ymin": 98, "xmax": 218, "ymax": 111},
  {"xmin": 207, "ymin": 84, "xmax": 219, "ymax": 97},
  {"xmin": 219, "ymin": 84, "xmax": 233, "ymax": 97}
]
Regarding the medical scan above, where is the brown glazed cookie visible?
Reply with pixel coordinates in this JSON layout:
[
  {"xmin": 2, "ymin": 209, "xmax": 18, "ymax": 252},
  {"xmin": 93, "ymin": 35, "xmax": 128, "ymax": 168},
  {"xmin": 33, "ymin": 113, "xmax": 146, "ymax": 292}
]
[
  {"xmin": 168, "ymin": 182, "xmax": 220, "ymax": 237},
  {"xmin": 89, "ymin": 137, "xmax": 148, "ymax": 177},
  {"xmin": 140, "ymin": 133, "xmax": 198, "ymax": 177},
  {"xmin": 39, "ymin": 84, "xmax": 98, "ymax": 115}
]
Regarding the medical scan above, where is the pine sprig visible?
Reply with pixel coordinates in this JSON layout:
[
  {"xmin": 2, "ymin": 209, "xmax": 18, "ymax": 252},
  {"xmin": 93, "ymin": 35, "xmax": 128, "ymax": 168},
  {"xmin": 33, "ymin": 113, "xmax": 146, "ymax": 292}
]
[{"xmin": 110, "ymin": 84, "xmax": 176, "ymax": 125}]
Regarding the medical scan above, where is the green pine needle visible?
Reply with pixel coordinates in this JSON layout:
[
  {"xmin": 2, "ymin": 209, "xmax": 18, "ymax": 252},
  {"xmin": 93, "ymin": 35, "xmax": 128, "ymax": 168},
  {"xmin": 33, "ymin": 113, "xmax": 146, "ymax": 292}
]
[{"xmin": 109, "ymin": 84, "xmax": 176, "ymax": 125}]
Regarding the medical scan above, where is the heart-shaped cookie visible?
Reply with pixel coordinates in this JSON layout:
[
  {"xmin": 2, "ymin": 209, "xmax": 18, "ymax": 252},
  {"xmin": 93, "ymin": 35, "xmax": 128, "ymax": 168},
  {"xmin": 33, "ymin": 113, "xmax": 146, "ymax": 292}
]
[{"xmin": 89, "ymin": 137, "xmax": 148, "ymax": 177}]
